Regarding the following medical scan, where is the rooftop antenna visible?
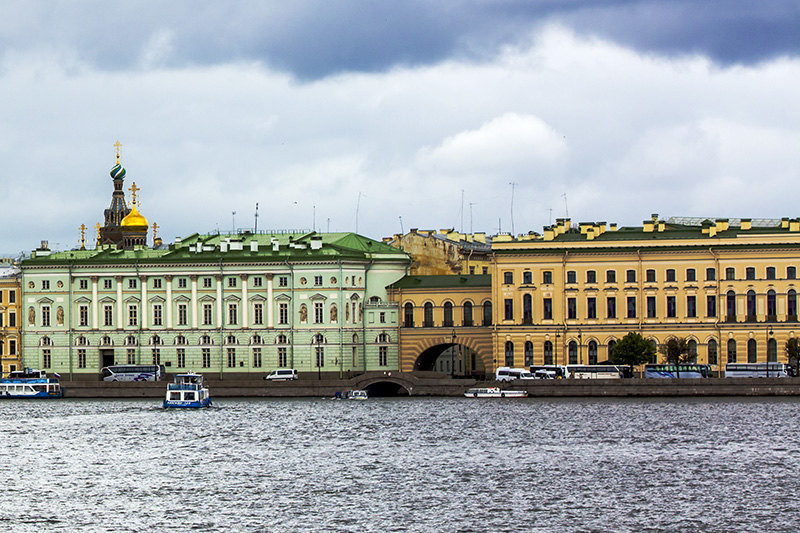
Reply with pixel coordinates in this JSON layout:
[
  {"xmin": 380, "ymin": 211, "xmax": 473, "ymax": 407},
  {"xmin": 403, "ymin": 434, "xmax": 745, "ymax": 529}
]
[
  {"xmin": 399, "ymin": 215, "xmax": 404, "ymax": 234},
  {"xmin": 313, "ymin": 205, "xmax": 316, "ymax": 232},
  {"xmin": 469, "ymin": 203, "xmax": 475, "ymax": 233},
  {"xmin": 562, "ymin": 193, "xmax": 569, "ymax": 218},
  {"xmin": 254, "ymin": 203, "xmax": 259, "ymax": 233},
  {"xmin": 355, "ymin": 192, "xmax": 362, "ymax": 233},
  {"xmin": 232, "ymin": 211, "xmax": 237, "ymax": 234},
  {"xmin": 509, "ymin": 182, "xmax": 517, "ymax": 235}
]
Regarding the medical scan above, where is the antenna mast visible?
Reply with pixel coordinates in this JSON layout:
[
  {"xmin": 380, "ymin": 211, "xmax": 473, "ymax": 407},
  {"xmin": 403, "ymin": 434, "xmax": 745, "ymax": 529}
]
[
  {"xmin": 509, "ymin": 182, "xmax": 517, "ymax": 235},
  {"xmin": 254, "ymin": 203, "xmax": 259, "ymax": 233}
]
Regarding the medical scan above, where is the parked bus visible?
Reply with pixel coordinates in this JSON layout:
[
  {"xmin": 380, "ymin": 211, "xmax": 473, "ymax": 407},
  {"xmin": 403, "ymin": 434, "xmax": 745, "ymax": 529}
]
[
  {"xmin": 566, "ymin": 365, "xmax": 628, "ymax": 379},
  {"xmin": 495, "ymin": 367, "xmax": 535, "ymax": 382},
  {"xmin": 101, "ymin": 365, "xmax": 164, "ymax": 382},
  {"xmin": 644, "ymin": 364, "xmax": 712, "ymax": 379},
  {"xmin": 529, "ymin": 365, "xmax": 568, "ymax": 379},
  {"xmin": 724, "ymin": 363, "xmax": 791, "ymax": 378}
]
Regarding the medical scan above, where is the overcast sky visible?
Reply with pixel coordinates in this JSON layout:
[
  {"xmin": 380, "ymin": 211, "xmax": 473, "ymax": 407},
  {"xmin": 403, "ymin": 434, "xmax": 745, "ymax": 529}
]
[{"xmin": 2, "ymin": 1, "xmax": 800, "ymax": 255}]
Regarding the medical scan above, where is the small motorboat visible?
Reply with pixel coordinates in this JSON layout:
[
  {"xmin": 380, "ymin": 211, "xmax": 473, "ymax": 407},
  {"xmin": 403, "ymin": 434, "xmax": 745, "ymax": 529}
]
[{"xmin": 163, "ymin": 373, "xmax": 212, "ymax": 408}]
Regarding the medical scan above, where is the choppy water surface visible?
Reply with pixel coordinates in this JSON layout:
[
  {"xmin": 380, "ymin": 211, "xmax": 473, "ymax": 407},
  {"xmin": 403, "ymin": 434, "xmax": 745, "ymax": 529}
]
[{"xmin": 0, "ymin": 396, "xmax": 798, "ymax": 532}]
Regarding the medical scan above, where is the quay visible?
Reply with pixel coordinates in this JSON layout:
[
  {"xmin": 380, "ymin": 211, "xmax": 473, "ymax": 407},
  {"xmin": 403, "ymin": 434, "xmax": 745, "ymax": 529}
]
[{"xmin": 58, "ymin": 372, "xmax": 800, "ymax": 398}]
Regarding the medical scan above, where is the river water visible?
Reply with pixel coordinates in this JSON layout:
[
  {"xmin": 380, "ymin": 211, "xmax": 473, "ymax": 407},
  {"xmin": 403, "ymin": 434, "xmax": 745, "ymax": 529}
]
[{"xmin": 0, "ymin": 397, "xmax": 798, "ymax": 532}]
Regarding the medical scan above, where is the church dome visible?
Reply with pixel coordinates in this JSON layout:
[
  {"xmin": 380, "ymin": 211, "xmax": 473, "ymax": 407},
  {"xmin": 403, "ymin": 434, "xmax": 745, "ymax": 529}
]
[
  {"xmin": 121, "ymin": 202, "xmax": 148, "ymax": 229},
  {"xmin": 110, "ymin": 163, "xmax": 126, "ymax": 180}
]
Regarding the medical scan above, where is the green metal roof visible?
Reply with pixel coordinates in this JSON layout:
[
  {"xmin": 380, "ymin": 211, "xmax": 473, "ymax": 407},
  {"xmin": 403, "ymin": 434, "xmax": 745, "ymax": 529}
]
[{"xmin": 387, "ymin": 274, "xmax": 491, "ymax": 290}]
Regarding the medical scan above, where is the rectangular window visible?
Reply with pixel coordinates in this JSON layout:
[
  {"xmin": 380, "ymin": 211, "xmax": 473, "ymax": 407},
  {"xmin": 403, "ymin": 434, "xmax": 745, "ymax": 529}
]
[
  {"xmin": 8, "ymin": 340, "xmax": 15, "ymax": 355},
  {"xmin": 228, "ymin": 277, "xmax": 237, "ymax": 288},
  {"xmin": 278, "ymin": 347, "xmax": 288, "ymax": 368},
  {"xmin": 314, "ymin": 275, "xmax": 323, "ymax": 286},
  {"xmin": 647, "ymin": 296, "xmax": 656, "ymax": 318},
  {"xmin": 522, "ymin": 271, "xmax": 532, "ymax": 285},
  {"xmin": 380, "ymin": 312, "xmax": 386, "ymax": 324},
  {"xmin": 666, "ymin": 269, "xmax": 676, "ymax": 282},
  {"xmin": 152, "ymin": 304, "xmax": 163, "ymax": 326},
  {"xmin": 379, "ymin": 346, "xmax": 388, "ymax": 366},
  {"xmin": 127, "ymin": 349, "xmax": 136, "ymax": 364},
  {"xmin": 587, "ymin": 297, "xmax": 596, "ymax": 319},
  {"xmin": 279, "ymin": 302, "xmax": 289, "ymax": 325},
  {"xmin": 203, "ymin": 303, "xmax": 213, "ymax": 326},
  {"xmin": 606, "ymin": 270, "xmax": 616, "ymax": 283},
  {"xmin": 586, "ymin": 271, "xmax": 596, "ymax": 284},
  {"xmin": 542, "ymin": 271, "xmax": 553, "ymax": 284},
  {"xmin": 504, "ymin": 299, "xmax": 513, "ymax": 321},
  {"xmin": 687, "ymin": 295, "xmax": 697, "ymax": 318},
  {"xmin": 202, "ymin": 277, "xmax": 212, "ymax": 288},
  {"xmin": 726, "ymin": 267, "xmax": 735, "ymax": 280},
  {"xmin": 788, "ymin": 266, "xmax": 797, "ymax": 280},
  {"xmin": 202, "ymin": 348, "xmax": 211, "ymax": 368},
  {"xmin": 626, "ymin": 270, "xmax": 636, "ymax": 283},
  {"xmin": 42, "ymin": 306, "xmax": 50, "ymax": 327},
  {"xmin": 686, "ymin": 269, "xmax": 696, "ymax": 282},
  {"xmin": 706, "ymin": 268, "xmax": 716, "ymax": 281},
  {"xmin": 351, "ymin": 346, "xmax": 357, "ymax": 367},
  {"xmin": 228, "ymin": 303, "xmax": 238, "ymax": 325},
  {"xmin": 566, "ymin": 271, "xmax": 576, "ymax": 284},
  {"xmin": 178, "ymin": 304, "xmax": 188, "ymax": 326},
  {"xmin": 666, "ymin": 296, "xmax": 676, "ymax": 318},
  {"xmin": 646, "ymin": 269, "xmax": 656, "ymax": 283},
  {"xmin": 766, "ymin": 267, "xmax": 776, "ymax": 280},
  {"xmin": 79, "ymin": 305, "xmax": 89, "ymax": 327},
  {"xmin": 543, "ymin": 298, "xmax": 552, "ymax": 320},
  {"xmin": 8, "ymin": 313, "xmax": 14, "ymax": 327},
  {"xmin": 315, "ymin": 346, "xmax": 324, "ymax": 368},
  {"xmin": 503, "ymin": 272, "xmax": 513, "ymax": 284},
  {"xmin": 128, "ymin": 279, "xmax": 137, "ymax": 289},
  {"xmin": 177, "ymin": 348, "xmax": 186, "ymax": 368},
  {"xmin": 627, "ymin": 296, "xmax": 637, "ymax": 318},
  {"xmin": 279, "ymin": 276, "xmax": 288, "ymax": 287},
  {"xmin": 78, "ymin": 349, "xmax": 86, "ymax": 369},
  {"xmin": 314, "ymin": 302, "xmax": 324, "ymax": 324},
  {"xmin": 707, "ymin": 295, "xmax": 717, "ymax": 317},
  {"xmin": 104, "ymin": 305, "xmax": 113, "ymax": 327},
  {"xmin": 469, "ymin": 266, "xmax": 475, "ymax": 275},
  {"xmin": 104, "ymin": 279, "xmax": 113, "ymax": 290},
  {"xmin": 253, "ymin": 347, "xmax": 262, "ymax": 368},
  {"xmin": 42, "ymin": 349, "xmax": 51, "ymax": 369},
  {"xmin": 746, "ymin": 267, "xmax": 756, "ymax": 280},
  {"xmin": 153, "ymin": 278, "xmax": 162, "ymax": 289},
  {"xmin": 0, "ymin": 314, "xmax": 4, "ymax": 328},
  {"xmin": 128, "ymin": 305, "xmax": 138, "ymax": 327},
  {"xmin": 227, "ymin": 348, "xmax": 236, "ymax": 368},
  {"xmin": 607, "ymin": 297, "xmax": 616, "ymax": 319},
  {"xmin": 8, "ymin": 291, "xmax": 14, "ymax": 303},
  {"xmin": 482, "ymin": 267, "xmax": 488, "ymax": 275},
  {"xmin": 79, "ymin": 279, "xmax": 88, "ymax": 290},
  {"xmin": 176, "ymin": 278, "xmax": 186, "ymax": 289},
  {"xmin": 567, "ymin": 298, "xmax": 576, "ymax": 320},
  {"xmin": 152, "ymin": 348, "xmax": 160, "ymax": 365},
  {"xmin": 253, "ymin": 303, "xmax": 263, "ymax": 325},
  {"xmin": 42, "ymin": 280, "xmax": 50, "ymax": 290}
]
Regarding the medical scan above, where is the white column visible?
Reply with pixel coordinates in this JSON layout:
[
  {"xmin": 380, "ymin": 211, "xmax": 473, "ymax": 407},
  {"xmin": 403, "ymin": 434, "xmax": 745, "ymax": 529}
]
[
  {"xmin": 140, "ymin": 276, "xmax": 148, "ymax": 329},
  {"xmin": 216, "ymin": 275, "xmax": 223, "ymax": 327},
  {"xmin": 91, "ymin": 276, "xmax": 99, "ymax": 329},
  {"xmin": 267, "ymin": 274, "xmax": 274, "ymax": 328},
  {"xmin": 165, "ymin": 275, "xmax": 173, "ymax": 328},
  {"xmin": 241, "ymin": 274, "xmax": 248, "ymax": 328},
  {"xmin": 190, "ymin": 275, "xmax": 198, "ymax": 328},
  {"xmin": 116, "ymin": 276, "xmax": 123, "ymax": 328}
]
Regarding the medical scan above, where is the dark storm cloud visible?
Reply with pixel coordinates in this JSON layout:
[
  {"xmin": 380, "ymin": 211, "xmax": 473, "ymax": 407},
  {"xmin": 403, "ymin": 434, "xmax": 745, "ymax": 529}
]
[{"xmin": 1, "ymin": 1, "xmax": 798, "ymax": 78}]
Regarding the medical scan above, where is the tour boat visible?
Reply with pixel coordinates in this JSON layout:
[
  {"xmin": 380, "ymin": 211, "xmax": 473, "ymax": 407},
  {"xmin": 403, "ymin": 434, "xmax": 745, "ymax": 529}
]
[
  {"xmin": 345, "ymin": 390, "xmax": 368, "ymax": 400},
  {"xmin": 163, "ymin": 373, "xmax": 212, "ymax": 408},
  {"xmin": 0, "ymin": 369, "xmax": 63, "ymax": 399},
  {"xmin": 464, "ymin": 387, "xmax": 527, "ymax": 398}
]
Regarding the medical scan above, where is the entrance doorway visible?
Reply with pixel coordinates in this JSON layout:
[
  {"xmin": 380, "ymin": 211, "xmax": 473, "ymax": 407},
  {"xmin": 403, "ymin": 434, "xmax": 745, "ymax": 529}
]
[{"xmin": 100, "ymin": 349, "xmax": 115, "ymax": 368}]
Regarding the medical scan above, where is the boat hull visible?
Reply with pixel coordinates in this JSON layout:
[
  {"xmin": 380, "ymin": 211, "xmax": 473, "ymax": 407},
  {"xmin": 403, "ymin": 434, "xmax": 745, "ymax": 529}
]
[
  {"xmin": 163, "ymin": 397, "xmax": 212, "ymax": 409},
  {"xmin": 464, "ymin": 388, "xmax": 527, "ymax": 398}
]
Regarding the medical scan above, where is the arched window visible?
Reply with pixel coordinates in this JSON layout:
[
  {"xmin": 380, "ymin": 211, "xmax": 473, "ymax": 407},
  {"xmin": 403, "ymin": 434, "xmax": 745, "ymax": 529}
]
[
  {"xmin": 768, "ymin": 338, "xmax": 778, "ymax": 362},
  {"xmin": 175, "ymin": 335, "xmax": 187, "ymax": 345},
  {"xmin": 789, "ymin": 290, "xmax": 797, "ymax": 319},
  {"xmin": 727, "ymin": 291, "xmax": 736, "ymax": 321},
  {"xmin": 251, "ymin": 334, "xmax": 262, "ymax": 345},
  {"xmin": 746, "ymin": 290, "xmax": 756, "ymax": 320},
  {"xmin": 226, "ymin": 335, "xmax": 238, "ymax": 345},
  {"xmin": 544, "ymin": 341, "xmax": 553, "ymax": 365},
  {"xmin": 149, "ymin": 335, "xmax": 162, "ymax": 346},
  {"xmin": 313, "ymin": 333, "xmax": 325, "ymax": 345},
  {"xmin": 608, "ymin": 340, "xmax": 617, "ymax": 360},
  {"xmin": 747, "ymin": 339, "xmax": 757, "ymax": 363},
  {"xmin": 524, "ymin": 341, "xmax": 533, "ymax": 366},
  {"xmin": 687, "ymin": 339, "xmax": 697, "ymax": 363},
  {"xmin": 423, "ymin": 302, "xmax": 434, "ymax": 327},
  {"xmin": 378, "ymin": 333, "xmax": 390, "ymax": 343},
  {"xmin": 463, "ymin": 301, "xmax": 473, "ymax": 327},
  {"xmin": 76, "ymin": 336, "xmax": 88, "ymax": 346},
  {"xmin": 649, "ymin": 340, "xmax": 658, "ymax": 363},
  {"xmin": 727, "ymin": 339, "xmax": 737, "ymax": 363},
  {"xmin": 483, "ymin": 301, "xmax": 492, "ymax": 326},
  {"xmin": 352, "ymin": 333, "xmax": 358, "ymax": 344},
  {"xmin": 40, "ymin": 336, "xmax": 52, "ymax": 346},
  {"xmin": 588, "ymin": 340, "xmax": 598, "ymax": 365},
  {"xmin": 443, "ymin": 302, "xmax": 454, "ymax": 327},
  {"xmin": 403, "ymin": 302, "xmax": 414, "ymax": 327},
  {"xmin": 523, "ymin": 294, "xmax": 532, "ymax": 324},
  {"xmin": 708, "ymin": 339, "xmax": 718, "ymax": 365},
  {"xmin": 276, "ymin": 334, "xmax": 288, "ymax": 345},
  {"xmin": 504, "ymin": 341, "xmax": 514, "ymax": 366},
  {"xmin": 125, "ymin": 335, "xmax": 137, "ymax": 346},
  {"xmin": 767, "ymin": 290, "xmax": 777, "ymax": 319},
  {"xmin": 568, "ymin": 341, "xmax": 578, "ymax": 365},
  {"xmin": 102, "ymin": 336, "xmax": 113, "ymax": 346},
  {"xmin": 200, "ymin": 335, "xmax": 213, "ymax": 345}
]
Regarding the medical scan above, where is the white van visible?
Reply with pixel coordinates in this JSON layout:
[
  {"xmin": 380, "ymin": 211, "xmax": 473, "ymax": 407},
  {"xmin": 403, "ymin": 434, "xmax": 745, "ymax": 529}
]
[
  {"xmin": 495, "ymin": 367, "xmax": 535, "ymax": 382},
  {"xmin": 265, "ymin": 369, "xmax": 298, "ymax": 381}
]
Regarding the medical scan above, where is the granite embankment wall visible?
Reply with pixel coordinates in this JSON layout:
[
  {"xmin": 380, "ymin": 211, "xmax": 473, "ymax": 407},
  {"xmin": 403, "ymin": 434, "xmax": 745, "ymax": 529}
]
[{"xmin": 60, "ymin": 373, "xmax": 800, "ymax": 398}]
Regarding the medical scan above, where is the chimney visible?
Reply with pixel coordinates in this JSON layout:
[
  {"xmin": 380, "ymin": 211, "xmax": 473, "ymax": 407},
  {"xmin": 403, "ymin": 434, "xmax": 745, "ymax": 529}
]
[
  {"xmin": 643, "ymin": 220, "xmax": 654, "ymax": 232},
  {"xmin": 740, "ymin": 218, "xmax": 752, "ymax": 230}
]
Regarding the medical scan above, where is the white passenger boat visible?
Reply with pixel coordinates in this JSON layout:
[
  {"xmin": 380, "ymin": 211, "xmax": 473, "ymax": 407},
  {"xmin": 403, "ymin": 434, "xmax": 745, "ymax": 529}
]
[
  {"xmin": 0, "ymin": 369, "xmax": 63, "ymax": 399},
  {"xmin": 464, "ymin": 387, "xmax": 527, "ymax": 398},
  {"xmin": 345, "ymin": 390, "xmax": 368, "ymax": 400},
  {"xmin": 163, "ymin": 373, "xmax": 212, "ymax": 408}
]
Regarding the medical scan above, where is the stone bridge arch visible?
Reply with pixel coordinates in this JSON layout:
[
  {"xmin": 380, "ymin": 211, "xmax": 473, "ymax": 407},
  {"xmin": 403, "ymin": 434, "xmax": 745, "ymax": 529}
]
[
  {"xmin": 350, "ymin": 373, "xmax": 415, "ymax": 396},
  {"xmin": 397, "ymin": 328, "xmax": 493, "ymax": 375}
]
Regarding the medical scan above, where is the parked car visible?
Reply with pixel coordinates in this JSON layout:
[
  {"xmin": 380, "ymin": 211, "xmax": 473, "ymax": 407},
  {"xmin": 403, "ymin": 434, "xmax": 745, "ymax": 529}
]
[{"xmin": 265, "ymin": 369, "xmax": 298, "ymax": 381}]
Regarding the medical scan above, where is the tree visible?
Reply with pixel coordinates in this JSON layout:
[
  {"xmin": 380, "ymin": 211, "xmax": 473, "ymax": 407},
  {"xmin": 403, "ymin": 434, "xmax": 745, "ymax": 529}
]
[
  {"xmin": 659, "ymin": 337, "xmax": 691, "ymax": 365},
  {"xmin": 611, "ymin": 332, "xmax": 656, "ymax": 375},
  {"xmin": 786, "ymin": 338, "xmax": 800, "ymax": 376}
]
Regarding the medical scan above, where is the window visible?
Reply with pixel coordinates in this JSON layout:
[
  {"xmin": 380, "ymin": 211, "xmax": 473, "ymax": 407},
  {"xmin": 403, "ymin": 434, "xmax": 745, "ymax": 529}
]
[
  {"xmin": 177, "ymin": 348, "xmax": 186, "ymax": 368},
  {"xmin": 666, "ymin": 296, "xmax": 676, "ymax": 318},
  {"xmin": 686, "ymin": 269, "xmax": 696, "ymax": 282},
  {"xmin": 228, "ymin": 303, "xmax": 238, "ymax": 325},
  {"xmin": 503, "ymin": 272, "xmax": 513, "ymax": 285},
  {"xmin": 767, "ymin": 290, "xmax": 776, "ymax": 319},
  {"xmin": 42, "ymin": 349, "xmax": 51, "ymax": 369},
  {"xmin": 726, "ymin": 291, "xmax": 736, "ymax": 321},
  {"xmin": 104, "ymin": 305, "xmax": 113, "ymax": 327},
  {"xmin": 707, "ymin": 295, "xmax": 717, "ymax": 317},
  {"xmin": 79, "ymin": 279, "xmax": 88, "ymax": 290},
  {"xmin": 504, "ymin": 299, "xmax": 514, "ymax": 321},
  {"xmin": 443, "ymin": 302, "xmax": 454, "ymax": 327},
  {"xmin": 566, "ymin": 271, "xmax": 576, "ymax": 284},
  {"xmin": 542, "ymin": 271, "xmax": 553, "ymax": 284},
  {"xmin": 606, "ymin": 270, "xmax": 616, "ymax": 283},
  {"xmin": 788, "ymin": 266, "xmax": 797, "ymax": 280},
  {"xmin": 725, "ymin": 267, "xmax": 735, "ymax": 280},
  {"xmin": 727, "ymin": 339, "xmax": 737, "ymax": 363},
  {"xmin": 746, "ymin": 290, "xmax": 756, "ymax": 320},
  {"xmin": 586, "ymin": 270, "xmax": 596, "ymax": 284},
  {"xmin": 469, "ymin": 266, "xmax": 475, "ymax": 274},
  {"xmin": 203, "ymin": 277, "xmax": 212, "ymax": 288},
  {"xmin": 152, "ymin": 348, "xmax": 161, "ymax": 365},
  {"xmin": 178, "ymin": 304, "xmax": 188, "ymax": 326},
  {"xmin": 8, "ymin": 340, "xmax": 15, "ymax": 355},
  {"xmin": 522, "ymin": 295, "xmax": 532, "ymax": 323},
  {"xmin": 314, "ymin": 275, "xmax": 322, "ymax": 286},
  {"xmin": 404, "ymin": 303, "xmax": 414, "ymax": 327},
  {"xmin": 104, "ymin": 279, "xmax": 113, "ymax": 290},
  {"xmin": 253, "ymin": 302, "xmax": 263, "ymax": 325},
  {"xmin": 278, "ymin": 276, "xmax": 288, "ymax": 287},
  {"xmin": 607, "ymin": 297, "xmax": 616, "ymax": 319},
  {"xmin": 79, "ymin": 305, "xmax": 89, "ymax": 327},
  {"xmin": 627, "ymin": 296, "xmax": 636, "ymax": 318},
  {"xmin": 567, "ymin": 298, "xmax": 576, "ymax": 320},
  {"xmin": 768, "ymin": 338, "xmax": 778, "ymax": 362},
  {"xmin": 203, "ymin": 303, "xmax": 213, "ymax": 326},
  {"xmin": 8, "ymin": 313, "xmax": 14, "ymax": 328},
  {"xmin": 228, "ymin": 277, "xmax": 237, "ymax": 288},
  {"xmin": 152, "ymin": 304, "xmax": 163, "ymax": 326},
  {"xmin": 378, "ymin": 346, "xmax": 388, "ymax": 367},
  {"xmin": 524, "ymin": 341, "xmax": 533, "ymax": 367},
  {"xmin": 253, "ymin": 277, "xmax": 263, "ymax": 287},
  {"xmin": 179, "ymin": 278, "xmax": 188, "ymax": 289},
  {"xmin": 543, "ymin": 298, "xmax": 552, "ymax": 320},
  {"xmin": 687, "ymin": 295, "xmax": 696, "ymax": 318},
  {"xmin": 202, "ymin": 348, "xmax": 211, "ymax": 368},
  {"xmin": 463, "ymin": 301, "xmax": 473, "ymax": 327},
  {"xmin": 314, "ymin": 302, "xmax": 324, "ymax": 324},
  {"xmin": 379, "ymin": 312, "xmax": 385, "ymax": 324},
  {"xmin": 42, "ymin": 280, "xmax": 50, "ymax": 290},
  {"xmin": 789, "ymin": 290, "xmax": 797, "ymax": 319},
  {"xmin": 42, "ymin": 306, "xmax": 51, "ymax": 327},
  {"xmin": 127, "ymin": 349, "xmax": 136, "ymax": 364},
  {"xmin": 647, "ymin": 296, "xmax": 656, "ymax": 318},
  {"xmin": 504, "ymin": 341, "xmax": 514, "ymax": 366},
  {"xmin": 252, "ymin": 347, "xmax": 262, "ymax": 367},
  {"xmin": 766, "ymin": 267, "xmax": 776, "ymax": 280},
  {"xmin": 128, "ymin": 304, "xmax": 138, "ymax": 326},
  {"xmin": 424, "ymin": 302, "xmax": 434, "ymax": 327},
  {"xmin": 153, "ymin": 278, "xmax": 162, "ymax": 289},
  {"xmin": 666, "ymin": 269, "xmax": 676, "ymax": 282},
  {"xmin": 588, "ymin": 340, "xmax": 598, "ymax": 365},
  {"xmin": 626, "ymin": 270, "xmax": 636, "ymax": 283},
  {"xmin": 227, "ymin": 348, "xmax": 236, "ymax": 368},
  {"xmin": 279, "ymin": 302, "xmax": 289, "ymax": 325},
  {"xmin": 483, "ymin": 301, "xmax": 492, "ymax": 326},
  {"xmin": 78, "ymin": 349, "xmax": 86, "ymax": 369},
  {"xmin": 522, "ymin": 271, "xmax": 532, "ymax": 285},
  {"xmin": 646, "ymin": 269, "xmax": 656, "ymax": 283},
  {"xmin": 128, "ymin": 279, "xmax": 137, "ymax": 289},
  {"xmin": 706, "ymin": 268, "xmax": 716, "ymax": 281},
  {"xmin": 278, "ymin": 347, "xmax": 287, "ymax": 368},
  {"xmin": 543, "ymin": 341, "xmax": 553, "ymax": 365},
  {"xmin": 708, "ymin": 339, "xmax": 718, "ymax": 365},
  {"xmin": 747, "ymin": 339, "xmax": 757, "ymax": 363},
  {"xmin": 482, "ymin": 267, "xmax": 488, "ymax": 275},
  {"xmin": 315, "ymin": 346, "xmax": 324, "ymax": 368},
  {"xmin": 587, "ymin": 297, "xmax": 596, "ymax": 319},
  {"xmin": 568, "ymin": 341, "xmax": 577, "ymax": 365},
  {"xmin": 746, "ymin": 267, "xmax": 756, "ymax": 280},
  {"xmin": 8, "ymin": 291, "xmax": 14, "ymax": 303}
]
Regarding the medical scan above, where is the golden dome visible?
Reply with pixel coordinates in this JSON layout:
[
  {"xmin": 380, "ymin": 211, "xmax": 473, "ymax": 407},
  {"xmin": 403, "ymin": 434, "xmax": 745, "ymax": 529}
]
[{"xmin": 121, "ymin": 202, "xmax": 149, "ymax": 229}]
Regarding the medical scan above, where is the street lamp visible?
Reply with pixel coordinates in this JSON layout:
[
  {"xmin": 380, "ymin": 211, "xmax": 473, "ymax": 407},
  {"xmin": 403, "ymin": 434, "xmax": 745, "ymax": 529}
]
[{"xmin": 766, "ymin": 326, "xmax": 774, "ymax": 378}]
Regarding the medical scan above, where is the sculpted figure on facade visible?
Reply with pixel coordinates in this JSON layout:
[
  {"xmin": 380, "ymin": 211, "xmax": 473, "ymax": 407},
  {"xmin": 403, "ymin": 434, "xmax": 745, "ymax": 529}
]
[
  {"xmin": 330, "ymin": 303, "xmax": 337, "ymax": 322},
  {"xmin": 56, "ymin": 306, "xmax": 64, "ymax": 325},
  {"xmin": 299, "ymin": 303, "xmax": 307, "ymax": 323},
  {"xmin": 28, "ymin": 307, "xmax": 35, "ymax": 325}
]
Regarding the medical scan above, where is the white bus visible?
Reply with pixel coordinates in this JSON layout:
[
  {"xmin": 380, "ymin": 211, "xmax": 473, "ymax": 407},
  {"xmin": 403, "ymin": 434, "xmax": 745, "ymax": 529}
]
[
  {"xmin": 495, "ymin": 367, "xmax": 536, "ymax": 382},
  {"xmin": 529, "ymin": 365, "xmax": 568, "ymax": 379},
  {"xmin": 566, "ymin": 365, "xmax": 627, "ymax": 379},
  {"xmin": 101, "ymin": 365, "xmax": 164, "ymax": 382},
  {"xmin": 724, "ymin": 363, "xmax": 791, "ymax": 378}
]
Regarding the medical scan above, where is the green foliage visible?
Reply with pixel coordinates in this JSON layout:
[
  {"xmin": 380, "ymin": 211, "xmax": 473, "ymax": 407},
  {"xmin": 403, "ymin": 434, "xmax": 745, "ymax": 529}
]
[
  {"xmin": 611, "ymin": 332, "xmax": 656, "ymax": 370},
  {"xmin": 658, "ymin": 337, "xmax": 691, "ymax": 365},
  {"xmin": 785, "ymin": 338, "xmax": 800, "ymax": 375}
]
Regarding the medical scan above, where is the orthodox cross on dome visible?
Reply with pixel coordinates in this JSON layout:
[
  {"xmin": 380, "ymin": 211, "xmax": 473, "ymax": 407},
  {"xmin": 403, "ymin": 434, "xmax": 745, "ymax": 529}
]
[
  {"xmin": 152, "ymin": 221, "xmax": 159, "ymax": 241},
  {"xmin": 95, "ymin": 222, "xmax": 101, "ymax": 244},
  {"xmin": 114, "ymin": 140, "xmax": 122, "ymax": 164},
  {"xmin": 128, "ymin": 182, "xmax": 140, "ymax": 205},
  {"xmin": 79, "ymin": 223, "xmax": 87, "ymax": 250}
]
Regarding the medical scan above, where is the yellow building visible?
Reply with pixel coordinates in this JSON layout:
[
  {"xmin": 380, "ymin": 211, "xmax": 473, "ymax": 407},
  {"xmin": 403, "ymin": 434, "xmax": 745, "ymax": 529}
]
[
  {"xmin": 492, "ymin": 215, "xmax": 800, "ymax": 373},
  {"xmin": 384, "ymin": 229, "xmax": 493, "ymax": 275},
  {"xmin": 0, "ymin": 264, "xmax": 21, "ymax": 375}
]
